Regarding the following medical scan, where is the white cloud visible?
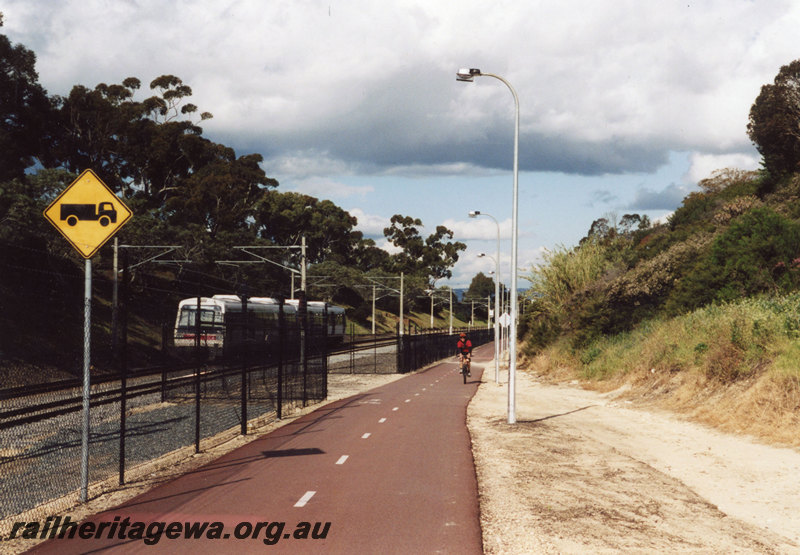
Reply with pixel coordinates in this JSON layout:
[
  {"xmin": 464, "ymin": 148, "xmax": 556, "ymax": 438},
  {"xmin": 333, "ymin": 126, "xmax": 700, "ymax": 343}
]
[
  {"xmin": 348, "ymin": 208, "xmax": 389, "ymax": 237},
  {"xmin": 443, "ymin": 217, "xmax": 512, "ymax": 241},
  {"xmin": 685, "ymin": 152, "xmax": 762, "ymax": 184},
  {"xmin": 284, "ymin": 177, "xmax": 373, "ymax": 199},
  {"xmin": 450, "ymin": 247, "xmax": 502, "ymax": 288},
  {"xmin": 449, "ymin": 242, "xmax": 546, "ymax": 289},
  {"xmin": 265, "ymin": 151, "xmax": 359, "ymax": 181},
  {"xmin": 376, "ymin": 239, "xmax": 402, "ymax": 255},
  {"xmin": 520, "ymin": 245, "xmax": 548, "ymax": 270},
  {"xmin": 6, "ymin": 0, "xmax": 797, "ymax": 177},
  {"xmin": 653, "ymin": 212, "xmax": 674, "ymax": 226}
]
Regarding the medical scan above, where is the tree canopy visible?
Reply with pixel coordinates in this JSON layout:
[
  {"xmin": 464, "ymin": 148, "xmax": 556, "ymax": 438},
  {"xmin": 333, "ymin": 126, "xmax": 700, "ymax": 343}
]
[
  {"xmin": 0, "ymin": 23, "xmax": 466, "ymax": 311},
  {"xmin": 464, "ymin": 272, "xmax": 495, "ymax": 301},
  {"xmin": 748, "ymin": 59, "xmax": 800, "ymax": 178},
  {"xmin": 0, "ymin": 21, "xmax": 52, "ymax": 181},
  {"xmin": 382, "ymin": 214, "xmax": 466, "ymax": 285}
]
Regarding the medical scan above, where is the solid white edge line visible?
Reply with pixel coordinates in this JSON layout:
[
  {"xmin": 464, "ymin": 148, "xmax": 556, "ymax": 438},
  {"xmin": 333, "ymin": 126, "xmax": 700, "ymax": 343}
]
[
  {"xmin": 295, "ymin": 491, "xmax": 316, "ymax": 507},
  {"xmin": 336, "ymin": 455, "xmax": 349, "ymax": 465}
]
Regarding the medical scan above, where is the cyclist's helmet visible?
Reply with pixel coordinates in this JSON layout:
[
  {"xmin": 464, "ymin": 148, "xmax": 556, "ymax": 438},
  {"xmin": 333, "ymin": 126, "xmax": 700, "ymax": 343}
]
[{"xmin": 459, "ymin": 333, "xmax": 466, "ymax": 338}]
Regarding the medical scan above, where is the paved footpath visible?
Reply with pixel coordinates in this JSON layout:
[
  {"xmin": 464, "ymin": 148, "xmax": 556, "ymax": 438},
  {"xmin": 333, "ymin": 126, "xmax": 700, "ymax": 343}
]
[{"xmin": 28, "ymin": 345, "xmax": 491, "ymax": 554}]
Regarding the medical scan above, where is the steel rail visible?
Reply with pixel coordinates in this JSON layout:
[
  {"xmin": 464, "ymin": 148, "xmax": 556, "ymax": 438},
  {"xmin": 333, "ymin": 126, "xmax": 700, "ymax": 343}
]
[{"xmin": 0, "ymin": 336, "xmax": 403, "ymax": 429}]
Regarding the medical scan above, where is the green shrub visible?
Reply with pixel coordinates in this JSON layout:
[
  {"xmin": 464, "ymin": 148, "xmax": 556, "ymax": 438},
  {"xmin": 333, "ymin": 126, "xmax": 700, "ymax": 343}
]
[
  {"xmin": 668, "ymin": 192, "xmax": 716, "ymax": 232},
  {"xmin": 560, "ymin": 293, "xmax": 800, "ymax": 385},
  {"xmin": 667, "ymin": 207, "xmax": 800, "ymax": 314},
  {"xmin": 523, "ymin": 239, "xmax": 616, "ymax": 351},
  {"xmin": 711, "ymin": 206, "xmax": 800, "ymax": 294}
]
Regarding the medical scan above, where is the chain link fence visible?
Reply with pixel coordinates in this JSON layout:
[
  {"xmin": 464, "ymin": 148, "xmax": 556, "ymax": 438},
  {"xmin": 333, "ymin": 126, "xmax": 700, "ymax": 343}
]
[
  {"xmin": 397, "ymin": 328, "xmax": 493, "ymax": 373},
  {"xmin": 0, "ymin": 292, "xmax": 332, "ymax": 528},
  {"xmin": 1, "ymin": 243, "xmax": 497, "ymax": 532},
  {"xmin": 1, "ymin": 327, "xmax": 491, "ymax": 527}
]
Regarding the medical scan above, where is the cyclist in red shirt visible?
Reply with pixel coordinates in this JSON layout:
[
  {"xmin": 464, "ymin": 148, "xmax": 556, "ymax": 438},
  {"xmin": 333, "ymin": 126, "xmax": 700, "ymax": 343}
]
[{"xmin": 456, "ymin": 332, "xmax": 473, "ymax": 376}]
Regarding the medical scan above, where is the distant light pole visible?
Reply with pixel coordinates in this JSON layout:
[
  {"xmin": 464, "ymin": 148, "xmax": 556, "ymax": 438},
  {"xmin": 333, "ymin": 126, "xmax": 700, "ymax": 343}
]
[
  {"xmin": 472, "ymin": 209, "xmax": 501, "ymax": 384},
  {"xmin": 477, "ymin": 252, "xmax": 500, "ymax": 384},
  {"xmin": 458, "ymin": 67, "xmax": 520, "ymax": 424},
  {"xmin": 448, "ymin": 285, "xmax": 453, "ymax": 335}
]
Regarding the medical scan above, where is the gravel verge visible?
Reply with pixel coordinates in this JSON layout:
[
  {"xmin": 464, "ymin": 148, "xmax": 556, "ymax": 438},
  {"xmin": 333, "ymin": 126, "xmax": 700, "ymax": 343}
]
[{"xmin": 468, "ymin": 361, "xmax": 800, "ymax": 553}]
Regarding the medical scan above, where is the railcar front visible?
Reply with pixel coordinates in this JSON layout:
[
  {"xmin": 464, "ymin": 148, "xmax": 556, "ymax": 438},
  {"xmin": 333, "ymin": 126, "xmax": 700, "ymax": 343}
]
[{"xmin": 173, "ymin": 297, "xmax": 227, "ymax": 358}]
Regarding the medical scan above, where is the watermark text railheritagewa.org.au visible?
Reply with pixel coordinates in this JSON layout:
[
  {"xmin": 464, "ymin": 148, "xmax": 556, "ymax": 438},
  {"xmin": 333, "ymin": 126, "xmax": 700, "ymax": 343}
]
[{"xmin": 4, "ymin": 515, "xmax": 331, "ymax": 546}]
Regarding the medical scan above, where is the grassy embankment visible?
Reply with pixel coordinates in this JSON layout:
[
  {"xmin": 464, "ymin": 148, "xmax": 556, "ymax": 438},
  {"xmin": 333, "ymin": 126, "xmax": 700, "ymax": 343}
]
[{"xmin": 525, "ymin": 294, "xmax": 800, "ymax": 447}]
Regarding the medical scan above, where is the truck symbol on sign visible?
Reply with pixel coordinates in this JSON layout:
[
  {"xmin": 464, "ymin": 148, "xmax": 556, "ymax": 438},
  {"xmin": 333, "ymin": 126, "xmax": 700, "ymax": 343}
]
[{"xmin": 60, "ymin": 202, "xmax": 118, "ymax": 227}]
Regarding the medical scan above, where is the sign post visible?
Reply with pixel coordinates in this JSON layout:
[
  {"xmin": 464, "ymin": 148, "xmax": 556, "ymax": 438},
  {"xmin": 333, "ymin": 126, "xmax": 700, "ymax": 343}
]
[{"xmin": 43, "ymin": 169, "xmax": 132, "ymax": 502}]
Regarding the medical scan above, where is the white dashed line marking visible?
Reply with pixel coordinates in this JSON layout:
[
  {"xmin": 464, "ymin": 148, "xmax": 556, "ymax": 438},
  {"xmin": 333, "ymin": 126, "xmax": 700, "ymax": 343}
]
[
  {"xmin": 392, "ymin": 407, "xmax": 399, "ymax": 411},
  {"xmin": 379, "ymin": 418, "xmax": 387, "ymax": 423},
  {"xmin": 295, "ymin": 491, "xmax": 316, "ymax": 507},
  {"xmin": 404, "ymin": 399, "xmax": 411, "ymax": 403},
  {"xmin": 336, "ymin": 455, "xmax": 349, "ymax": 465},
  {"xmin": 362, "ymin": 433, "xmax": 371, "ymax": 439}
]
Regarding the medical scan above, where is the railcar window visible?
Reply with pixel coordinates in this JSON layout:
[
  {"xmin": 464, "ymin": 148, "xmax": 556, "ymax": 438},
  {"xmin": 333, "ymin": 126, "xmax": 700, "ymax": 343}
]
[{"xmin": 179, "ymin": 307, "xmax": 222, "ymax": 330}]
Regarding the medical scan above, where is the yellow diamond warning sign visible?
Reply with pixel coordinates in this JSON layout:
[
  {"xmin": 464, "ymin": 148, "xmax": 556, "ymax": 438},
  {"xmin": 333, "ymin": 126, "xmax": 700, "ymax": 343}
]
[{"xmin": 43, "ymin": 169, "xmax": 132, "ymax": 258}]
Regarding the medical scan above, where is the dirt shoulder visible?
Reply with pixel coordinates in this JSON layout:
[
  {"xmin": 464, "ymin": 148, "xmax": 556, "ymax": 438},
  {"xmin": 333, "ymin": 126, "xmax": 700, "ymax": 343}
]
[{"xmin": 467, "ymin": 361, "xmax": 800, "ymax": 553}]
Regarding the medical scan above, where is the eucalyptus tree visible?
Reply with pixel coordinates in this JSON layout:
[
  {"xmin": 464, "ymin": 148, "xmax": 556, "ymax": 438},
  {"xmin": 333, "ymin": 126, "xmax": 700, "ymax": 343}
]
[
  {"xmin": 254, "ymin": 190, "xmax": 366, "ymax": 266},
  {"xmin": 748, "ymin": 59, "xmax": 800, "ymax": 178},
  {"xmin": 0, "ymin": 21, "xmax": 53, "ymax": 181},
  {"xmin": 382, "ymin": 214, "xmax": 466, "ymax": 285}
]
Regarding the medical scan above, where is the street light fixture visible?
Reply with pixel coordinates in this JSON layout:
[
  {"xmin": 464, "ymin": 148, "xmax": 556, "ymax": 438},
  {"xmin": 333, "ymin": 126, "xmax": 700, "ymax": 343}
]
[
  {"xmin": 456, "ymin": 68, "xmax": 482, "ymax": 82},
  {"xmin": 476, "ymin": 251, "xmax": 500, "ymax": 384},
  {"xmin": 458, "ymin": 67, "xmax": 520, "ymax": 424}
]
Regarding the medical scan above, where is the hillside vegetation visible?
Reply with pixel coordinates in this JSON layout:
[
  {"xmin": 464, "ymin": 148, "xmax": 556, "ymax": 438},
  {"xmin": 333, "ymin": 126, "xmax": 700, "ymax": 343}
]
[{"xmin": 520, "ymin": 169, "xmax": 800, "ymax": 447}]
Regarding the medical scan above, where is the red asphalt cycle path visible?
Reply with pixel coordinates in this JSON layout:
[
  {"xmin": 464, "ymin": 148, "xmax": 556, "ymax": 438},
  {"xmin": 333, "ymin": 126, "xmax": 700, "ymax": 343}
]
[{"xmin": 27, "ymin": 344, "xmax": 491, "ymax": 554}]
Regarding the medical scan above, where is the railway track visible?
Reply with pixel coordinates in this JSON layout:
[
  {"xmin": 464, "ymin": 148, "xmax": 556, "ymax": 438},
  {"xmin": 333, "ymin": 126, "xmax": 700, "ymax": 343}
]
[{"xmin": 0, "ymin": 335, "xmax": 397, "ymax": 430}]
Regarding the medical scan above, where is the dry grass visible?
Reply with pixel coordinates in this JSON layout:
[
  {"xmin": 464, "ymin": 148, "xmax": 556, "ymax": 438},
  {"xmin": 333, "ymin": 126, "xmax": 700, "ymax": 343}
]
[
  {"xmin": 528, "ymin": 294, "xmax": 800, "ymax": 449},
  {"xmin": 532, "ymin": 353, "xmax": 800, "ymax": 448}
]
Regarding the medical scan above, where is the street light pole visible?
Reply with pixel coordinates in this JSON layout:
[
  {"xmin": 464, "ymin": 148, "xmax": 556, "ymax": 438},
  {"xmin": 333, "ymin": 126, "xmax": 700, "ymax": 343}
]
[
  {"xmin": 477, "ymin": 252, "xmax": 500, "ymax": 384},
  {"xmin": 399, "ymin": 272, "xmax": 404, "ymax": 336},
  {"xmin": 448, "ymin": 285, "xmax": 453, "ymax": 335},
  {"xmin": 300, "ymin": 235, "xmax": 307, "ymax": 293},
  {"xmin": 458, "ymin": 68, "xmax": 520, "ymax": 424},
  {"xmin": 472, "ymin": 211, "xmax": 501, "ymax": 385}
]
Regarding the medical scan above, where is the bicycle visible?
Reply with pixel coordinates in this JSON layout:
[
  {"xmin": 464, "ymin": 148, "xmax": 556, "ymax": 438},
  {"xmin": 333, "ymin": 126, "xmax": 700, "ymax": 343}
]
[{"xmin": 459, "ymin": 354, "xmax": 471, "ymax": 384}]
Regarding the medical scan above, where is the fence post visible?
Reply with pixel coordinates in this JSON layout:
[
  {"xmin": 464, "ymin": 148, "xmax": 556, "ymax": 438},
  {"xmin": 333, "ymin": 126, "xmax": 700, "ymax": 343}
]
[
  {"xmin": 161, "ymin": 359, "xmax": 167, "ymax": 403},
  {"xmin": 396, "ymin": 321, "xmax": 402, "ymax": 373},
  {"xmin": 322, "ymin": 304, "xmax": 328, "ymax": 398},
  {"xmin": 298, "ymin": 291, "xmax": 308, "ymax": 406},
  {"xmin": 118, "ymin": 249, "xmax": 129, "ymax": 485},
  {"xmin": 277, "ymin": 297, "xmax": 284, "ymax": 419},
  {"xmin": 241, "ymin": 292, "xmax": 248, "ymax": 435},
  {"xmin": 349, "ymin": 323, "xmax": 355, "ymax": 374},
  {"xmin": 194, "ymin": 296, "xmax": 201, "ymax": 453}
]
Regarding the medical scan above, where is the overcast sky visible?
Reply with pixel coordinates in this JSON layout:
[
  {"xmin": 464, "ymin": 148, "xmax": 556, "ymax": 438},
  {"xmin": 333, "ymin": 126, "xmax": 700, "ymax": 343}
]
[{"xmin": 4, "ymin": 0, "xmax": 799, "ymax": 287}]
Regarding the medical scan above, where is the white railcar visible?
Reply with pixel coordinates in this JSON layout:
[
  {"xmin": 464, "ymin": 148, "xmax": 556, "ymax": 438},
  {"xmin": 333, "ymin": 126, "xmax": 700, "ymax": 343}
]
[{"xmin": 173, "ymin": 295, "xmax": 346, "ymax": 354}]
